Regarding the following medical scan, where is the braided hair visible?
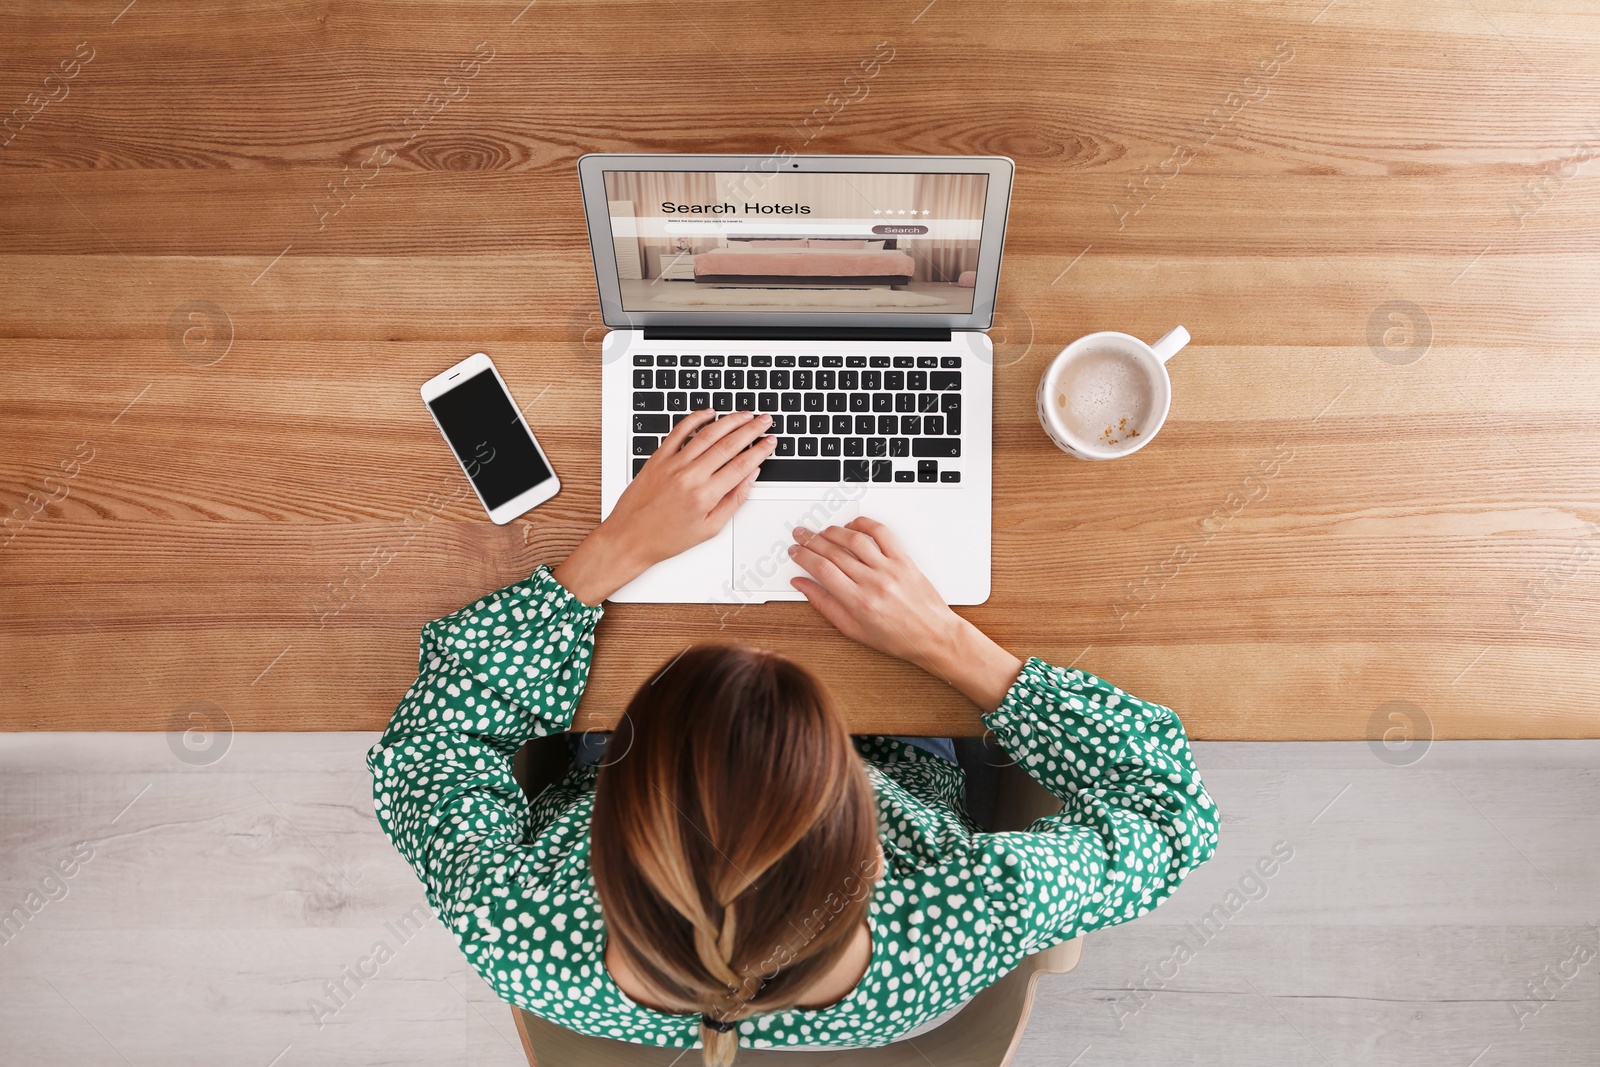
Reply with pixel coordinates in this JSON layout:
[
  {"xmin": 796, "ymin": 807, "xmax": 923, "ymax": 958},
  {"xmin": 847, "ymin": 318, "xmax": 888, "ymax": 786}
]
[{"xmin": 590, "ymin": 646, "xmax": 881, "ymax": 1065}]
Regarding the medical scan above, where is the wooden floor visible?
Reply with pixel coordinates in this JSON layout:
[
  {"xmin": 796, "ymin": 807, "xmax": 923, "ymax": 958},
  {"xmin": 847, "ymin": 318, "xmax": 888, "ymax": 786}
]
[
  {"xmin": 2, "ymin": 2, "xmax": 1598, "ymax": 738},
  {"xmin": 3, "ymin": 734, "xmax": 1596, "ymax": 1065}
]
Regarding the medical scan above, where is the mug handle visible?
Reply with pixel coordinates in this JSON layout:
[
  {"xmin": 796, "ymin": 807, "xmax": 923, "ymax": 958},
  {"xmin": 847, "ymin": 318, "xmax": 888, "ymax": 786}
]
[{"xmin": 1149, "ymin": 325, "xmax": 1190, "ymax": 364}]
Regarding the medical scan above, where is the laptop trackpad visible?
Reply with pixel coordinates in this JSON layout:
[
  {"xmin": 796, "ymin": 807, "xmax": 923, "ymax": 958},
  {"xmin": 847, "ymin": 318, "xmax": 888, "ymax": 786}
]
[{"xmin": 731, "ymin": 497, "xmax": 862, "ymax": 595}]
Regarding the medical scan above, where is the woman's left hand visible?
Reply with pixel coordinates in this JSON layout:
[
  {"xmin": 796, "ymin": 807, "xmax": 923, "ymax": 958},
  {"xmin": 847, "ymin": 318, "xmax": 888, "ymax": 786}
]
[{"xmin": 555, "ymin": 409, "xmax": 774, "ymax": 604}]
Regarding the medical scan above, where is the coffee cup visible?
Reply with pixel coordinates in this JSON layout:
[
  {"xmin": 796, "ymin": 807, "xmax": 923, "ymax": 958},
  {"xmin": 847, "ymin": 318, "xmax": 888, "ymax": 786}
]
[{"xmin": 1036, "ymin": 327, "xmax": 1190, "ymax": 460}]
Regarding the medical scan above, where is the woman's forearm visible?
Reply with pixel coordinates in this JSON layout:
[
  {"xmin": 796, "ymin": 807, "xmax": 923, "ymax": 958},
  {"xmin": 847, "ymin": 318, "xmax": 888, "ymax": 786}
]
[
  {"xmin": 553, "ymin": 523, "xmax": 654, "ymax": 606},
  {"xmin": 917, "ymin": 617, "xmax": 1025, "ymax": 713}
]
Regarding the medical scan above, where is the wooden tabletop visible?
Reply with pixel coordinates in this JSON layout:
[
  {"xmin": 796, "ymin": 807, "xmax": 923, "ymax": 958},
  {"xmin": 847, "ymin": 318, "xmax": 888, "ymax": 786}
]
[{"xmin": 3, "ymin": 1, "xmax": 1597, "ymax": 740}]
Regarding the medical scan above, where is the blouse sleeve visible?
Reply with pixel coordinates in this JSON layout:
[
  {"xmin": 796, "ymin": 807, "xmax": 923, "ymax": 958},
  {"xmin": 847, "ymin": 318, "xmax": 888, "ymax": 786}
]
[
  {"xmin": 366, "ymin": 565, "xmax": 603, "ymax": 925},
  {"xmin": 974, "ymin": 656, "xmax": 1220, "ymax": 950}
]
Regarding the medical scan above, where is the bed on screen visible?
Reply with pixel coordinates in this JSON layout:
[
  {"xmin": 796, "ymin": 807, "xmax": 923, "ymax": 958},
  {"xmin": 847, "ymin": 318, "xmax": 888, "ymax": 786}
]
[{"xmin": 690, "ymin": 237, "xmax": 916, "ymax": 287}]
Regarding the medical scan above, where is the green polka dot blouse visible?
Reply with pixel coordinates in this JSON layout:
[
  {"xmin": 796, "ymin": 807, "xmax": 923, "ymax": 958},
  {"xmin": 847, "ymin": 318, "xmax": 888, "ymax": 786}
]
[{"xmin": 368, "ymin": 566, "xmax": 1220, "ymax": 1050}]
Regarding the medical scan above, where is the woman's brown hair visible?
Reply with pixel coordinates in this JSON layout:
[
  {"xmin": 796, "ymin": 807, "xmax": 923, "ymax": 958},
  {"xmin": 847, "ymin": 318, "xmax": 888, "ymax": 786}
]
[{"xmin": 590, "ymin": 645, "xmax": 880, "ymax": 1066}]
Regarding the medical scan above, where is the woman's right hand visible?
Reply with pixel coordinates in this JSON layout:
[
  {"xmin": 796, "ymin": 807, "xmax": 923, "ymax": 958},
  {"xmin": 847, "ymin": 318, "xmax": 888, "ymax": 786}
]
[{"xmin": 787, "ymin": 517, "xmax": 1024, "ymax": 710}]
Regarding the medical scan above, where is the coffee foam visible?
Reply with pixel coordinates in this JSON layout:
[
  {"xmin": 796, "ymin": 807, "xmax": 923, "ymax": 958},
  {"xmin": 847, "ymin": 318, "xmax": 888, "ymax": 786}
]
[{"xmin": 1049, "ymin": 347, "xmax": 1155, "ymax": 450}]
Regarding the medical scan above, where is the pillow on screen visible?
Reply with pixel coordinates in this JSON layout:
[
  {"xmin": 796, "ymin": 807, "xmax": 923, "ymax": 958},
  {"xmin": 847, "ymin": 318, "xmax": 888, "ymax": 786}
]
[
  {"xmin": 728, "ymin": 239, "xmax": 809, "ymax": 251},
  {"xmin": 864, "ymin": 240, "xmax": 887, "ymax": 250},
  {"xmin": 810, "ymin": 239, "xmax": 866, "ymax": 250}
]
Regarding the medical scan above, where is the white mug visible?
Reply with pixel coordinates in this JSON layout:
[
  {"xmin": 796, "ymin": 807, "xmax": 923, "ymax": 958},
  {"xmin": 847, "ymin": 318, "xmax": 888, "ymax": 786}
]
[{"xmin": 1036, "ymin": 326, "xmax": 1190, "ymax": 460}]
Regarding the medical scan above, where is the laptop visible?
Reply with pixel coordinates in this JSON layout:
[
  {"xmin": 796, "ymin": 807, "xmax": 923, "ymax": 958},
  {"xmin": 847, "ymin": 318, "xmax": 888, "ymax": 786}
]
[{"xmin": 578, "ymin": 154, "xmax": 1014, "ymax": 605}]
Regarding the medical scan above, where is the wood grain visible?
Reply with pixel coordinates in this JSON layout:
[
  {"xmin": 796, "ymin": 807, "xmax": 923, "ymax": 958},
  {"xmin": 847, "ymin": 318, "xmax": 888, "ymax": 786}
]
[{"xmin": 2, "ymin": 0, "xmax": 1598, "ymax": 737}]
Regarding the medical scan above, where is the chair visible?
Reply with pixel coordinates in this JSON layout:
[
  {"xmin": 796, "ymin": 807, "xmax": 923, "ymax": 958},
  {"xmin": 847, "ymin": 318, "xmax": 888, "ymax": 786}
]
[{"xmin": 509, "ymin": 735, "xmax": 1083, "ymax": 1067}]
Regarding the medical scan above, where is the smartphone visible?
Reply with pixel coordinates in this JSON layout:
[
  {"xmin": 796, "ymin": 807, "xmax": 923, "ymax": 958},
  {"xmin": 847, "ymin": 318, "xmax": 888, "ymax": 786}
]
[{"xmin": 420, "ymin": 353, "xmax": 560, "ymax": 524}]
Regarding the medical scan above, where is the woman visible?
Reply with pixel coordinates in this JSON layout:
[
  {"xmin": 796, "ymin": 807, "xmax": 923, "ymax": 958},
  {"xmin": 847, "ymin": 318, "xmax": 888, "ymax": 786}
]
[{"xmin": 369, "ymin": 409, "xmax": 1220, "ymax": 1062}]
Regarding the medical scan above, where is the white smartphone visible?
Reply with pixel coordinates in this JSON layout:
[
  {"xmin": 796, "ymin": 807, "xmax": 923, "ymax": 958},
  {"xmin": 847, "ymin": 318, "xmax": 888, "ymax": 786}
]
[{"xmin": 420, "ymin": 353, "xmax": 560, "ymax": 524}]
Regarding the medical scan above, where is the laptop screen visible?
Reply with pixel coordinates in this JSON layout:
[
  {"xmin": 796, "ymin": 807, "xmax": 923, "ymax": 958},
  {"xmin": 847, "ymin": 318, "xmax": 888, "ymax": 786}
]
[{"xmin": 599, "ymin": 170, "xmax": 990, "ymax": 317}]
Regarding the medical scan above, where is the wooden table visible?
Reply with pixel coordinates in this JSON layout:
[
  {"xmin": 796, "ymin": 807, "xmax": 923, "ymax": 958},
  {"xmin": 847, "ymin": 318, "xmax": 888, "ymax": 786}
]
[{"xmin": 3, "ymin": 1, "xmax": 1597, "ymax": 740}]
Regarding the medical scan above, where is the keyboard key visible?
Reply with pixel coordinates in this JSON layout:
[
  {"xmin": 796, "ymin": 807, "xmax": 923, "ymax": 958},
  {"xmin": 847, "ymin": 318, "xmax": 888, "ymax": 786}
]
[
  {"xmin": 900, "ymin": 415, "xmax": 921, "ymax": 434},
  {"xmin": 798, "ymin": 437, "xmax": 819, "ymax": 456},
  {"xmin": 917, "ymin": 356, "xmax": 938, "ymax": 368},
  {"xmin": 633, "ymin": 457, "xmax": 648, "ymax": 476},
  {"xmin": 919, "ymin": 393, "xmax": 939, "ymax": 413},
  {"xmin": 913, "ymin": 439, "xmax": 960, "ymax": 458},
  {"xmin": 885, "ymin": 370, "xmax": 905, "ymax": 390},
  {"xmin": 794, "ymin": 370, "xmax": 813, "ymax": 390},
  {"xmin": 908, "ymin": 371, "xmax": 928, "ymax": 390},
  {"xmin": 827, "ymin": 393, "xmax": 847, "ymax": 412},
  {"xmin": 713, "ymin": 392, "xmax": 733, "ymax": 411},
  {"xmin": 846, "ymin": 356, "xmax": 867, "ymax": 367},
  {"xmin": 751, "ymin": 355, "xmax": 772, "ymax": 367},
  {"xmin": 872, "ymin": 460, "xmax": 892, "ymax": 482},
  {"xmin": 924, "ymin": 415, "xmax": 944, "ymax": 435},
  {"xmin": 725, "ymin": 370, "xmax": 745, "ymax": 388},
  {"xmin": 655, "ymin": 369, "xmax": 675, "ymax": 389},
  {"xmin": 786, "ymin": 414, "xmax": 806, "ymax": 434},
  {"xmin": 633, "ymin": 354, "xmax": 653, "ymax": 366},
  {"xmin": 941, "ymin": 393, "xmax": 961, "ymax": 415},
  {"xmin": 844, "ymin": 460, "xmax": 869, "ymax": 482},
  {"xmin": 862, "ymin": 371, "xmax": 881, "ymax": 390},
  {"xmin": 704, "ymin": 355, "xmax": 726, "ymax": 367},
  {"xmin": 774, "ymin": 436, "xmax": 795, "ymax": 456},
  {"xmin": 941, "ymin": 356, "xmax": 962, "ymax": 368},
  {"xmin": 918, "ymin": 460, "xmax": 938, "ymax": 482},
  {"xmin": 816, "ymin": 370, "xmax": 836, "ymax": 389},
  {"xmin": 867, "ymin": 437, "xmax": 887, "ymax": 457},
  {"xmin": 736, "ymin": 392, "xmax": 756, "ymax": 410},
  {"xmin": 873, "ymin": 393, "xmax": 893, "ymax": 412},
  {"xmin": 634, "ymin": 413, "xmax": 670, "ymax": 433},
  {"xmin": 869, "ymin": 356, "xmax": 891, "ymax": 368},
  {"xmin": 690, "ymin": 391, "xmax": 710, "ymax": 410},
  {"xmin": 941, "ymin": 470, "xmax": 961, "ymax": 482},
  {"xmin": 672, "ymin": 412, "xmax": 690, "ymax": 427},
  {"xmin": 804, "ymin": 392, "xmax": 825, "ymax": 412},
  {"xmin": 895, "ymin": 394, "xmax": 915, "ymax": 413},
  {"xmin": 770, "ymin": 369, "xmax": 790, "ymax": 389},
  {"xmin": 775, "ymin": 355, "xmax": 796, "ymax": 367},
  {"xmin": 758, "ymin": 459, "xmax": 840, "ymax": 482},
  {"xmin": 679, "ymin": 370, "xmax": 698, "ymax": 389},
  {"xmin": 781, "ymin": 393, "xmax": 801, "ymax": 412},
  {"xmin": 850, "ymin": 393, "xmax": 870, "ymax": 412},
  {"xmin": 667, "ymin": 392, "xmax": 689, "ymax": 411},
  {"xmin": 821, "ymin": 438, "xmax": 841, "ymax": 457},
  {"xmin": 877, "ymin": 415, "xmax": 898, "ymax": 435},
  {"xmin": 703, "ymin": 370, "xmax": 722, "ymax": 389},
  {"xmin": 658, "ymin": 355, "xmax": 678, "ymax": 367},
  {"xmin": 758, "ymin": 393, "xmax": 779, "ymax": 412},
  {"xmin": 681, "ymin": 355, "xmax": 702, "ymax": 367},
  {"xmin": 634, "ymin": 392, "xmax": 664, "ymax": 411},
  {"xmin": 822, "ymin": 356, "xmax": 843, "ymax": 367},
  {"xmin": 895, "ymin": 469, "xmax": 914, "ymax": 482},
  {"xmin": 748, "ymin": 369, "xmax": 767, "ymax": 389},
  {"xmin": 930, "ymin": 371, "xmax": 962, "ymax": 391},
  {"xmin": 799, "ymin": 355, "xmax": 820, "ymax": 367},
  {"xmin": 855, "ymin": 415, "xmax": 874, "ymax": 435},
  {"xmin": 728, "ymin": 355, "xmax": 749, "ymax": 367},
  {"xmin": 894, "ymin": 356, "xmax": 914, "ymax": 368},
  {"xmin": 890, "ymin": 438, "xmax": 910, "ymax": 457},
  {"xmin": 840, "ymin": 370, "xmax": 859, "ymax": 389},
  {"xmin": 632, "ymin": 436, "xmax": 657, "ymax": 456},
  {"xmin": 810, "ymin": 414, "xmax": 830, "ymax": 434},
  {"xmin": 832, "ymin": 414, "xmax": 852, "ymax": 435},
  {"xmin": 633, "ymin": 369, "xmax": 652, "ymax": 388},
  {"xmin": 845, "ymin": 437, "xmax": 864, "ymax": 456}
]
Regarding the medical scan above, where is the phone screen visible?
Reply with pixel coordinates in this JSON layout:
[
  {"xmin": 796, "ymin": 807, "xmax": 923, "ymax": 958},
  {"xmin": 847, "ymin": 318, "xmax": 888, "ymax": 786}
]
[{"xmin": 426, "ymin": 369, "xmax": 553, "ymax": 509}]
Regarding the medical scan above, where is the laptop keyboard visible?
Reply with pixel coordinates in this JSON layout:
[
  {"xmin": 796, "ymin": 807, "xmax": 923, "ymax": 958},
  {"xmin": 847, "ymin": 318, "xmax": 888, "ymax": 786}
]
[{"xmin": 630, "ymin": 354, "xmax": 963, "ymax": 484}]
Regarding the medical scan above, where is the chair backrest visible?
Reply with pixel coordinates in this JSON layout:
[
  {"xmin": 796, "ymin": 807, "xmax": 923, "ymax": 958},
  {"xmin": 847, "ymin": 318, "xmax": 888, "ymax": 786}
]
[{"xmin": 509, "ymin": 736, "xmax": 1082, "ymax": 1067}]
